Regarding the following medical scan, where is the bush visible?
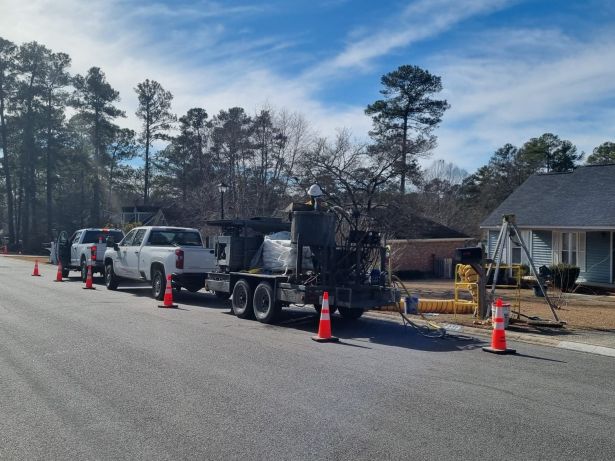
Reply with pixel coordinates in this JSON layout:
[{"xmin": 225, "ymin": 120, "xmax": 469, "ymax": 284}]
[{"xmin": 549, "ymin": 264, "xmax": 580, "ymax": 292}]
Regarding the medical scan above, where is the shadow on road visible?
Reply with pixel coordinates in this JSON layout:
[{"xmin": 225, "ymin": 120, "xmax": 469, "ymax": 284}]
[{"xmin": 79, "ymin": 277, "xmax": 484, "ymax": 353}]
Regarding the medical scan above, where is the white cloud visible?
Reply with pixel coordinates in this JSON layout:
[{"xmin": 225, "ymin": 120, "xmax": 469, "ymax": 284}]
[
  {"xmin": 429, "ymin": 28, "xmax": 615, "ymax": 169},
  {"xmin": 312, "ymin": 0, "xmax": 514, "ymax": 74}
]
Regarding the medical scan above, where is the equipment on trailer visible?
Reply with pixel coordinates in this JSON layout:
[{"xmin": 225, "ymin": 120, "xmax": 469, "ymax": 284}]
[{"xmin": 205, "ymin": 209, "xmax": 399, "ymax": 324}]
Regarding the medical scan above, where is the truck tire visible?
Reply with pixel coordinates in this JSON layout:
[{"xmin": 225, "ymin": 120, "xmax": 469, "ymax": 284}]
[
  {"xmin": 253, "ymin": 282, "xmax": 280, "ymax": 324},
  {"xmin": 152, "ymin": 267, "xmax": 166, "ymax": 301},
  {"xmin": 105, "ymin": 263, "xmax": 119, "ymax": 290},
  {"xmin": 338, "ymin": 306, "xmax": 364, "ymax": 320},
  {"xmin": 62, "ymin": 267, "xmax": 70, "ymax": 278},
  {"xmin": 232, "ymin": 279, "xmax": 254, "ymax": 319},
  {"xmin": 80, "ymin": 258, "xmax": 88, "ymax": 282}
]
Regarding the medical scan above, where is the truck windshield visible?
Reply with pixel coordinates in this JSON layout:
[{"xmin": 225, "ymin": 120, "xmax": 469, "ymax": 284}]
[
  {"xmin": 82, "ymin": 230, "xmax": 124, "ymax": 244},
  {"xmin": 147, "ymin": 230, "xmax": 203, "ymax": 247}
]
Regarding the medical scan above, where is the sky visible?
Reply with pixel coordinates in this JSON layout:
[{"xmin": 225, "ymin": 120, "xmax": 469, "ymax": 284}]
[{"xmin": 1, "ymin": 0, "xmax": 614, "ymax": 172}]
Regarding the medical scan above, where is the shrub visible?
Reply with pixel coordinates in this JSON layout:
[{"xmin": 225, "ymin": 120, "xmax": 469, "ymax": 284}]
[{"xmin": 549, "ymin": 264, "xmax": 580, "ymax": 292}]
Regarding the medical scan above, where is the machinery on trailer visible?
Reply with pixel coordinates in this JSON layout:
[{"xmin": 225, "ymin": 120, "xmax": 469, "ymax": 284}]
[{"xmin": 204, "ymin": 207, "xmax": 399, "ymax": 324}]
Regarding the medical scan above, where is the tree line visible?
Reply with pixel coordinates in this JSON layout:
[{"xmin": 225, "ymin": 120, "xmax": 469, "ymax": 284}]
[{"xmin": 1, "ymin": 36, "xmax": 613, "ymax": 251}]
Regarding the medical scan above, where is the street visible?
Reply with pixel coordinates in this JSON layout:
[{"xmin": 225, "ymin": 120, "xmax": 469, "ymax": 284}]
[{"xmin": 1, "ymin": 256, "xmax": 614, "ymax": 460}]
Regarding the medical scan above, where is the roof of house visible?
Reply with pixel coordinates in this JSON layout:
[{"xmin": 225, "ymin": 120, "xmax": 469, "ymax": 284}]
[
  {"xmin": 390, "ymin": 213, "xmax": 469, "ymax": 239},
  {"xmin": 480, "ymin": 164, "xmax": 615, "ymax": 228}
]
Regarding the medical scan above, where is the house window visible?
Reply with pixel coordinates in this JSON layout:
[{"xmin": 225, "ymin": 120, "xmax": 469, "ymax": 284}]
[
  {"xmin": 510, "ymin": 230, "xmax": 529, "ymax": 265},
  {"xmin": 553, "ymin": 231, "xmax": 586, "ymax": 271}
]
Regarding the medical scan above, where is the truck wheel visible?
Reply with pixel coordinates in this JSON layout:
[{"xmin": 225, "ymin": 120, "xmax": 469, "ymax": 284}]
[
  {"xmin": 105, "ymin": 263, "xmax": 119, "ymax": 290},
  {"xmin": 232, "ymin": 280, "xmax": 254, "ymax": 319},
  {"xmin": 80, "ymin": 258, "xmax": 88, "ymax": 282},
  {"xmin": 152, "ymin": 268, "xmax": 166, "ymax": 300},
  {"xmin": 62, "ymin": 267, "xmax": 70, "ymax": 278},
  {"xmin": 253, "ymin": 282, "xmax": 280, "ymax": 324},
  {"xmin": 338, "ymin": 307, "xmax": 364, "ymax": 320}
]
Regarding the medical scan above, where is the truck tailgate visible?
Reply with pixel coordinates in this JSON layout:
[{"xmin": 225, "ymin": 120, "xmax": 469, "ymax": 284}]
[
  {"xmin": 182, "ymin": 247, "xmax": 217, "ymax": 272},
  {"xmin": 90, "ymin": 244, "xmax": 106, "ymax": 261}
]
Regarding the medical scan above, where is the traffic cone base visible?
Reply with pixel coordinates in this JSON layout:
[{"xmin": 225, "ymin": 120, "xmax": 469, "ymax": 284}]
[
  {"xmin": 483, "ymin": 298, "xmax": 516, "ymax": 355},
  {"xmin": 159, "ymin": 274, "xmax": 178, "ymax": 308},
  {"xmin": 482, "ymin": 346, "xmax": 516, "ymax": 355},
  {"xmin": 311, "ymin": 291, "xmax": 338, "ymax": 343}
]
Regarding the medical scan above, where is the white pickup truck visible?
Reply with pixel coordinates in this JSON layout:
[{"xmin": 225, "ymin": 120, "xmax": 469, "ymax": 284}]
[
  {"xmin": 57, "ymin": 228, "xmax": 125, "ymax": 280},
  {"xmin": 103, "ymin": 226, "xmax": 217, "ymax": 299}
]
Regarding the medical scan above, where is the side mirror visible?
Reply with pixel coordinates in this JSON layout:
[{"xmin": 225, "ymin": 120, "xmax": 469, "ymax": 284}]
[
  {"xmin": 113, "ymin": 243, "xmax": 120, "ymax": 251},
  {"xmin": 105, "ymin": 236, "xmax": 115, "ymax": 246}
]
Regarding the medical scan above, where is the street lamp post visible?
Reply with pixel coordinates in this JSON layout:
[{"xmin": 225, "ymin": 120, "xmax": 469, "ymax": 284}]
[{"xmin": 218, "ymin": 182, "xmax": 229, "ymax": 219}]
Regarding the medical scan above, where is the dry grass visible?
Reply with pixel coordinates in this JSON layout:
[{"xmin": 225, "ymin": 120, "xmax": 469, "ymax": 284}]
[{"xmin": 397, "ymin": 279, "xmax": 615, "ymax": 332}]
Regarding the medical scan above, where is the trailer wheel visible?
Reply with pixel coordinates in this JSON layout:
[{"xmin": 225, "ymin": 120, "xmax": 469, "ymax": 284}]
[
  {"xmin": 338, "ymin": 307, "xmax": 364, "ymax": 320},
  {"xmin": 232, "ymin": 280, "xmax": 254, "ymax": 319},
  {"xmin": 253, "ymin": 282, "xmax": 280, "ymax": 324}
]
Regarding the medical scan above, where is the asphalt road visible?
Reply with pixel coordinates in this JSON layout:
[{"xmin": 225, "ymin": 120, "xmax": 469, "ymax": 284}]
[{"xmin": 1, "ymin": 257, "xmax": 614, "ymax": 460}]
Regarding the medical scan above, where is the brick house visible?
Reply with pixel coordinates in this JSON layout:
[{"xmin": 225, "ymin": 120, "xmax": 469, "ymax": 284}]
[{"xmin": 388, "ymin": 214, "xmax": 475, "ymax": 278}]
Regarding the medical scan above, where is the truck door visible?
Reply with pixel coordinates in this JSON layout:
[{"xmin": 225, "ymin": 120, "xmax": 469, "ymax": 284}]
[
  {"xmin": 56, "ymin": 231, "xmax": 71, "ymax": 269},
  {"xmin": 70, "ymin": 231, "xmax": 82, "ymax": 267},
  {"xmin": 124, "ymin": 229, "xmax": 147, "ymax": 278},
  {"xmin": 114, "ymin": 229, "xmax": 137, "ymax": 277}
]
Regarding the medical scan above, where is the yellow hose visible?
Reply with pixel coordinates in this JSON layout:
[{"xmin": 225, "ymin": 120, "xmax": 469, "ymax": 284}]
[{"xmin": 417, "ymin": 299, "xmax": 474, "ymax": 315}]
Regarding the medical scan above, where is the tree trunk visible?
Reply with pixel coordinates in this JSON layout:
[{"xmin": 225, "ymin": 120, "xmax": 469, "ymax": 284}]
[
  {"xmin": 0, "ymin": 79, "xmax": 15, "ymax": 244},
  {"xmin": 400, "ymin": 116, "xmax": 408, "ymax": 193},
  {"xmin": 92, "ymin": 109, "xmax": 101, "ymax": 226},
  {"xmin": 45, "ymin": 100, "xmax": 53, "ymax": 240},
  {"xmin": 144, "ymin": 110, "xmax": 150, "ymax": 205}
]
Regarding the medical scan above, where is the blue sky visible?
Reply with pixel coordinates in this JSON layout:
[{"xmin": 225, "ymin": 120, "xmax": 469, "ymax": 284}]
[{"xmin": 2, "ymin": 0, "xmax": 615, "ymax": 172}]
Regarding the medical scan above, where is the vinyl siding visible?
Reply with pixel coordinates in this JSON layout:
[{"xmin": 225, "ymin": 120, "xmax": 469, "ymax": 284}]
[
  {"xmin": 531, "ymin": 231, "xmax": 553, "ymax": 267},
  {"xmin": 583, "ymin": 232, "xmax": 611, "ymax": 283},
  {"xmin": 488, "ymin": 230, "xmax": 499, "ymax": 259}
]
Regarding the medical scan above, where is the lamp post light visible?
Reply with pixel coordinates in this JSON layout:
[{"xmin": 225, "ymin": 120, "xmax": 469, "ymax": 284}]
[{"xmin": 218, "ymin": 182, "xmax": 229, "ymax": 219}]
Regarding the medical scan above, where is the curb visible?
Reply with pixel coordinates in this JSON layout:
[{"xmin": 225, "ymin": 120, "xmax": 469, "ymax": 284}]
[{"xmin": 366, "ymin": 311, "xmax": 615, "ymax": 358}]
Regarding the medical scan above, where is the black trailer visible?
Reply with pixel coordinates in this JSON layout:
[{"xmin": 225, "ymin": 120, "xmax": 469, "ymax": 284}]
[{"xmin": 204, "ymin": 212, "xmax": 399, "ymax": 324}]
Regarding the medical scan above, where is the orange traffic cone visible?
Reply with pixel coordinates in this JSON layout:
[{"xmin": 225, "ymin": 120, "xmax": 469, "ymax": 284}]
[
  {"xmin": 32, "ymin": 259, "xmax": 41, "ymax": 276},
  {"xmin": 54, "ymin": 260, "xmax": 64, "ymax": 282},
  {"xmin": 312, "ymin": 291, "xmax": 339, "ymax": 343},
  {"xmin": 158, "ymin": 274, "xmax": 178, "ymax": 308},
  {"xmin": 483, "ymin": 298, "xmax": 516, "ymax": 354},
  {"xmin": 82, "ymin": 263, "xmax": 96, "ymax": 290}
]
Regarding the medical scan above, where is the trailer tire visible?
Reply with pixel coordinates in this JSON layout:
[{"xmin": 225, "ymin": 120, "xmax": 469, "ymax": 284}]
[
  {"xmin": 253, "ymin": 282, "xmax": 280, "ymax": 324},
  {"xmin": 338, "ymin": 306, "xmax": 364, "ymax": 320},
  {"xmin": 232, "ymin": 280, "xmax": 254, "ymax": 319}
]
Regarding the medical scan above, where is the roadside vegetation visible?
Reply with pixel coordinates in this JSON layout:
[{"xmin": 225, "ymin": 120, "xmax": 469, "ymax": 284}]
[{"xmin": 1, "ymin": 36, "xmax": 613, "ymax": 251}]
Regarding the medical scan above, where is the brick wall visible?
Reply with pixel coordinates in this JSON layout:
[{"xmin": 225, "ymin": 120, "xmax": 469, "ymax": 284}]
[{"xmin": 389, "ymin": 239, "xmax": 476, "ymax": 274}]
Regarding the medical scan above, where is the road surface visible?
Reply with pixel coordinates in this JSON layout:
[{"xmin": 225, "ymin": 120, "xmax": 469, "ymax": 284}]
[{"xmin": 0, "ymin": 256, "xmax": 613, "ymax": 460}]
